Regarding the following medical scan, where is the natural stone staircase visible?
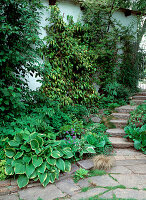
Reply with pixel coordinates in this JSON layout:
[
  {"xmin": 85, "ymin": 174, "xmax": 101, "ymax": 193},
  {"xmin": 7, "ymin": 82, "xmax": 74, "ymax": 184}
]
[{"xmin": 106, "ymin": 91, "xmax": 146, "ymax": 151}]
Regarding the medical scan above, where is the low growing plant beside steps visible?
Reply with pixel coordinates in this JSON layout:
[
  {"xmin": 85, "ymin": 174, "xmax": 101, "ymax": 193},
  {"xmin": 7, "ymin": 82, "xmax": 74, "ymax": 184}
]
[{"xmin": 4, "ymin": 129, "xmax": 111, "ymax": 188}]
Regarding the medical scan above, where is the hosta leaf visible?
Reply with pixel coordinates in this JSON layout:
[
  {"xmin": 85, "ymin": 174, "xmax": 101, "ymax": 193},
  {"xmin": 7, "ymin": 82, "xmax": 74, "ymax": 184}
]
[
  {"xmin": 96, "ymin": 141, "xmax": 105, "ymax": 148},
  {"xmin": 46, "ymin": 157, "xmax": 56, "ymax": 166},
  {"xmin": 50, "ymin": 172, "xmax": 56, "ymax": 183},
  {"xmin": 23, "ymin": 155, "xmax": 31, "ymax": 163},
  {"xmin": 134, "ymin": 140, "xmax": 141, "ymax": 150},
  {"xmin": 36, "ymin": 136, "xmax": 44, "ymax": 147},
  {"xmin": 62, "ymin": 147, "xmax": 72, "ymax": 155},
  {"xmin": 8, "ymin": 140, "xmax": 20, "ymax": 147},
  {"xmin": 26, "ymin": 163, "xmax": 35, "ymax": 178},
  {"xmin": 21, "ymin": 145, "xmax": 31, "ymax": 152},
  {"xmin": 32, "ymin": 156, "xmax": 43, "ymax": 167},
  {"xmin": 17, "ymin": 175, "xmax": 29, "ymax": 188},
  {"xmin": 5, "ymin": 148, "xmax": 15, "ymax": 158},
  {"xmin": 6, "ymin": 158, "xmax": 13, "ymax": 165},
  {"xmin": 51, "ymin": 150, "xmax": 62, "ymax": 158},
  {"xmin": 64, "ymin": 160, "xmax": 71, "ymax": 172},
  {"xmin": 14, "ymin": 163, "xmax": 26, "ymax": 174},
  {"xmin": 46, "ymin": 163, "xmax": 51, "ymax": 170},
  {"xmin": 38, "ymin": 173, "xmax": 47, "ymax": 184},
  {"xmin": 14, "ymin": 133, "xmax": 23, "ymax": 143},
  {"xmin": 63, "ymin": 151, "xmax": 74, "ymax": 159},
  {"xmin": 14, "ymin": 152, "xmax": 23, "ymax": 160},
  {"xmin": 5, "ymin": 165, "xmax": 14, "ymax": 175},
  {"xmin": 56, "ymin": 158, "xmax": 65, "ymax": 172},
  {"xmin": 37, "ymin": 162, "xmax": 46, "ymax": 173},
  {"xmin": 30, "ymin": 139, "xmax": 39, "ymax": 150},
  {"xmin": 42, "ymin": 174, "xmax": 50, "ymax": 187},
  {"xmin": 86, "ymin": 147, "xmax": 96, "ymax": 153},
  {"xmin": 30, "ymin": 170, "xmax": 37, "ymax": 179}
]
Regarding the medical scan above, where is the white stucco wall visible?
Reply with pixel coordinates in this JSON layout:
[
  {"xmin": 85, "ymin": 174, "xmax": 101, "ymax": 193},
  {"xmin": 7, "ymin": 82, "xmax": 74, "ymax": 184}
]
[{"xmin": 27, "ymin": 0, "xmax": 139, "ymax": 90}]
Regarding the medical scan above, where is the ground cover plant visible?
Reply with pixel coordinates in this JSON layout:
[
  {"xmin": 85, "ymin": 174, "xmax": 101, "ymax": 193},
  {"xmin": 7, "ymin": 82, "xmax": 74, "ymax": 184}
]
[{"xmin": 124, "ymin": 104, "xmax": 146, "ymax": 154}]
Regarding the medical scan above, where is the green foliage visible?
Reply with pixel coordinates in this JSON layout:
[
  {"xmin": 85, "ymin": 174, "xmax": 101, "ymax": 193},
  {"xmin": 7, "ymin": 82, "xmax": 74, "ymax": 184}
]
[
  {"xmin": 89, "ymin": 169, "xmax": 106, "ymax": 177},
  {"xmin": 124, "ymin": 125, "xmax": 146, "ymax": 154},
  {"xmin": 73, "ymin": 168, "xmax": 89, "ymax": 183},
  {"xmin": 128, "ymin": 104, "xmax": 146, "ymax": 127},
  {"xmin": 0, "ymin": 160, "xmax": 7, "ymax": 181}
]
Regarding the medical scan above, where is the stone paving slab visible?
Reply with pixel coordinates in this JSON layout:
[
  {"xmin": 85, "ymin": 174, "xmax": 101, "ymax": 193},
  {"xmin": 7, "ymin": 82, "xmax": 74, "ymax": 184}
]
[
  {"xmin": 55, "ymin": 178, "xmax": 80, "ymax": 195},
  {"xmin": 18, "ymin": 184, "xmax": 66, "ymax": 200},
  {"xmin": 78, "ymin": 175, "xmax": 118, "ymax": 188},
  {"xmin": 111, "ymin": 174, "xmax": 146, "ymax": 189},
  {"xmin": 126, "ymin": 164, "xmax": 146, "ymax": 174},
  {"xmin": 77, "ymin": 159, "xmax": 94, "ymax": 170},
  {"xmin": 116, "ymin": 159, "xmax": 146, "ymax": 166},
  {"xmin": 100, "ymin": 189, "xmax": 146, "ymax": 200},
  {"xmin": 114, "ymin": 148, "xmax": 146, "ymax": 156},
  {"xmin": 100, "ymin": 189, "xmax": 146, "ymax": 199},
  {"xmin": 0, "ymin": 193, "xmax": 19, "ymax": 200},
  {"xmin": 106, "ymin": 165, "xmax": 132, "ymax": 174},
  {"xmin": 71, "ymin": 187, "xmax": 106, "ymax": 200}
]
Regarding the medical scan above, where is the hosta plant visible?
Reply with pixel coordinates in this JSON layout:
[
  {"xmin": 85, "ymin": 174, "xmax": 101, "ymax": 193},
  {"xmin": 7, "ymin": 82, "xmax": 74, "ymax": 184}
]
[
  {"xmin": 5, "ymin": 130, "xmax": 72, "ymax": 188},
  {"xmin": 5, "ymin": 129, "xmax": 96, "ymax": 188}
]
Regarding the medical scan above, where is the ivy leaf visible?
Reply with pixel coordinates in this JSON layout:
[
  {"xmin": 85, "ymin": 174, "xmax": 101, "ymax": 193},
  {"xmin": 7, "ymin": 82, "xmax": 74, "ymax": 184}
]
[{"xmin": 17, "ymin": 175, "xmax": 29, "ymax": 188}]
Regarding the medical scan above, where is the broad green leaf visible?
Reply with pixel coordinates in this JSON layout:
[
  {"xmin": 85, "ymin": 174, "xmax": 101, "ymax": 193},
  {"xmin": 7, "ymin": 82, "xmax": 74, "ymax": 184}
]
[
  {"xmin": 96, "ymin": 141, "xmax": 106, "ymax": 148},
  {"xmin": 23, "ymin": 155, "xmax": 31, "ymax": 163},
  {"xmin": 5, "ymin": 148, "xmax": 15, "ymax": 158},
  {"xmin": 62, "ymin": 147, "xmax": 72, "ymax": 154},
  {"xmin": 51, "ymin": 150, "xmax": 62, "ymax": 158},
  {"xmin": 14, "ymin": 133, "xmax": 23, "ymax": 143},
  {"xmin": 86, "ymin": 147, "xmax": 96, "ymax": 153},
  {"xmin": 17, "ymin": 175, "xmax": 29, "ymax": 188},
  {"xmin": 38, "ymin": 173, "xmax": 47, "ymax": 184},
  {"xmin": 46, "ymin": 157, "xmax": 56, "ymax": 165},
  {"xmin": 14, "ymin": 152, "xmax": 23, "ymax": 160},
  {"xmin": 6, "ymin": 158, "xmax": 13, "ymax": 165},
  {"xmin": 134, "ymin": 140, "xmax": 141, "ymax": 150},
  {"xmin": 8, "ymin": 140, "xmax": 20, "ymax": 147},
  {"xmin": 64, "ymin": 160, "xmax": 71, "ymax": 172},
  {"xmin": 42, "ymin": 174, "xmax": 50, "ymax": 187},
  {"xmin": 21, "ymin": 145, "xmax": 31, "ymax": 152},
  {"xmin": 26, "ymin": 163, "xmax": 35, "ymax": 178},
  {"xmin": 5, "ymin": 165, "xmax": 14, "ymax": 175},
  {"xmin": 32, "ymin": 156, "xmax": 43, "ymax": 168},
  {"xmin": 50, "ymin": 172, "xmax": 56, "ymax": 183},
  {"xmin": 36, "ymin": 136, "xmax": 44, "ymax": 147},
  {"xmin": 63, "ymin": 151, "xmax": 74, "ymax": 159},
  {"xmin": 14, "ymin": 163, "xmax": 25, "ymax": 174},
  {"xmin": 46, "ymin": 163, "xmax": 51, "ymax": 170},
  {"xmin": 56, "ymin": 158, "xmax": 65, "ymax": 171},
  {"xmin": 30, "ymin": 139, "xmax": 39, "ymax": 150},
  {"xmin": 30, "ymin": 170, "xmax": 37, "ymax": 179},
  {"xmin": 37, "ymin": 162, "xmax": 46, "ymax": 173}
]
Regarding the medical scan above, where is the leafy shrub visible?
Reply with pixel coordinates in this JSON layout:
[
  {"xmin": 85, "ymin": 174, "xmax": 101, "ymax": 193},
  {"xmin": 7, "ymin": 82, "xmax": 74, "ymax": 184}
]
[
  {"xmin": 124, "ymin": 125, "xmax": 146, "ymax": 154},
  {"xmin": 0, "ymin": 160, "xmax": 6, "ymax": 181},
  {"xmin": 128, "ymin": 104, "xmax": 146, "ymax": 127},
  {"xmin": 73, "ymin": 168, "xmax": 89, "ymax": 183}
]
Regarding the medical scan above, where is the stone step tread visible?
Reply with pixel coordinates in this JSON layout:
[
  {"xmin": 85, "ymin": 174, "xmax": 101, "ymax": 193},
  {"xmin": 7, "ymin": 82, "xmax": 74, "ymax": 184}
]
[
  {"xmin": 132, "ymin": 95, "xmax": 146, "ymax": 99},
  {"xmin": 112, "ymin": 113, "xmax": 130, "ymax": 119},
  {"xmin": 131, "ymin": 99, "xmax": 146, "ymax": 103},
  {"xmin": 115, "ymin": 105, "xmax": 137, "ymax": 113},
  {"xmin": 109, "ymin": 137, "xmax": 133, "ymax": 148},
  {"xmin": 113, "ymin": 148, "xmax": 146, "ymax": 157},
  {"xmin": 110, "ymin": 119, "xmax": 128, "ymax": 123},
  {"xmin": 107, "ymin": 128, "xmax": 125, "ymax": 134},
  {"xmin": 106, "ymin": 128, "xmax": 125, "ymax": 137},
  {"xmin": 136, "ymin": 92, "xmax": 146, "ymax": 96}
]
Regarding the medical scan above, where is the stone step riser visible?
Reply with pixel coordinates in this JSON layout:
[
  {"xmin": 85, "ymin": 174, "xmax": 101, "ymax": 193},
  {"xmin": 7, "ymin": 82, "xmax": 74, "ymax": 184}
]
[
  {"xmin": 131, "ymin": 100, "xmax": 146, "ymax": 105},
  {"xmin": 106, "ymin": 129, "xmax": 125, "ymax": 137},
  {"xmin": 110, "ymin": 120, "xmax": 127, "ymax": 128},
  {"xmin": 109, "ymin": 137, "xmax": 133, "ymax": 149},
  {"xmin": 107, "ymin": 132, "xmax": 125, "ymax": 137},
  {"xmin": 135, "ymin": 92, "xmax": 146, "ymax": 96},
  {"xmin": 132, "ymin": 96, "xmax": 146, "ymax": 100},
  {"xmin": 112, "ymin": 113, "xmax": 130, "ymax": 120},
  {"xmin": 115, "ymin": 108, "xmax": 135, "ymax": 113},
  {"xmin": 112, "ymin": 143, "xmax": 133, "ymax": 148}
]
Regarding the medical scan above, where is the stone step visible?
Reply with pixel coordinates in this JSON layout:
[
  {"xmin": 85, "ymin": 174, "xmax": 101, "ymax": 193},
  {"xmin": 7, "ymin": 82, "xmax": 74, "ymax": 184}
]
[
  {"xmin": 113, "ymin": 148, "xmax": 146, "ymax": 158},
  {"xmin": 136, "ymin": 91, "xmax": 146, "ymax": 96},
  {"xmin": 110, "ymin": 119, "xmax": 128, "ymax": 128},
  {"xmin": 132, "ymin": 95, "xmax": 146, "ymax": 100},
  {"xmin": 109, "ymin": 137, "xmax": 133, "ymax": 148},
  {"xmin": 131, "ymin": 99, "xmax": 146, "ymax": 105},
  {"xmin": 112, "ymin": 113, "xmax": 130, "ymax": 120},
  {"xmin": 115, "ymin": 105, "xmax": 137, "ymax": 113},
  {"xmin": 106, "ymin": 128, "xmax": 125, "ymax": 137}
]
